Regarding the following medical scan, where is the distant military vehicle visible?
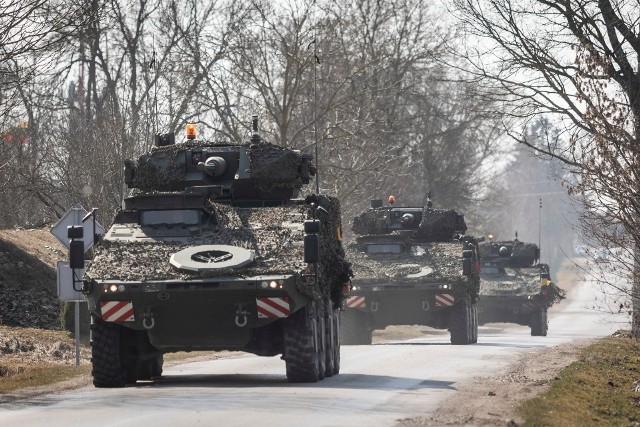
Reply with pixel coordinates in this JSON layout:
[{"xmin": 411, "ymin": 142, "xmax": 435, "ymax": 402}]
[
  {"xmin": 341, "ymin": 194, "xmax": 481, "ymax": 345},
  {"xmin": 72, "ymin": 117, "xmax": 352, "ymax": 387},
  {"xmin": 477, "ymin": 237, "xmax": 565, "ymax": 336}
]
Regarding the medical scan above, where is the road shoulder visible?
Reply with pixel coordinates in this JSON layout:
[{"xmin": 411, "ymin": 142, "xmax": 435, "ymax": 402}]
[{"xmin": 396, "ymin": 339, "xmax": 594, "ymax": 426}]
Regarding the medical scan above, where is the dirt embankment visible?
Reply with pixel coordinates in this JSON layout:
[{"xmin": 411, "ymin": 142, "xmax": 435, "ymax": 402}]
[{"xmin": 0, "ymin": 228, "xmax": 66, "ymax": 329}]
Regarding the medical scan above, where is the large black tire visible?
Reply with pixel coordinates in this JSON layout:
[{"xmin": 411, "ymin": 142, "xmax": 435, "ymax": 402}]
[
  {"xmin": 90, "ymin": 317, "xmax": 130, "ymax": 388},
  {"xmin": 137, "ymin": 354, "xmax": 164, "ymax": 380},
  {"xmin": 471, "ymin": 303, "xmax": 478, "ymax": 344},
  {"xmin": 324, "ymin": 300, "xmax": 335, "ymax": 378},
  {"xmin": 450, "ymin": 295, "xmax": 473, "ymax": 345},
  {"xmin": 317, "ymin": 302, "xmax": 327, "ymax": 381},
  {"xmin": 283, "ymin": 302, "xmax": 321, "ymax": 383},
  {"xmin": 339, "ymin": 309, "xmax": 372, "ymax": 345},
  {"xmin": 530, "ymin": 309, "xmax": 548, "ymax": 336},
  {"xmin": 151, "ymin": 354, "xmax": 164, "ymax": 377},
  {"xmin": 332, "ymin": 308, "xmax": 340, "ymax": 375}
]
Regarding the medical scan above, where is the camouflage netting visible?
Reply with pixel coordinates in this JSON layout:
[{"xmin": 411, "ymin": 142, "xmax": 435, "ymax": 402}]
[
  {"xmin": 84, "ymin": 195, "xmax": 351, "ymax": 305},
  {"xmin": 345, "ymin": 241, "xmax": 473, "ymax": 286},
  {"xmin": 351, "ymin": 208, "xmax": 389, "ymax": 235},
  {"xmin": 480, "ymin": 266, "xmax": 566, "ymax": 306},
  {"xmin": 249, "ymin": 143, "xmax": 316, "ymax": 192},
  {"xmin": 350, "ymin": 207, "xmax": 466, "ymax": 242},
  {"xmin": 417, "ymin": 208, "xmax": 467, "ymax": 242},
  {"xmin": 133, "ymin": 147, "xmax": 185, "ymax": 191},
  {"xmin": 130, "ymin": 140, "xmax": 314, "ymax": 193}
]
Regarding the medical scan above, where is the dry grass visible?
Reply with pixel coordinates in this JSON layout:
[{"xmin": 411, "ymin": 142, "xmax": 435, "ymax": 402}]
[
  {"xmin": 0, "ymin": 324, "xmax": 241, "ymax": 396},
  {"xmin": 0, "ymin": 364, "xmax": 91, "ymax": 393},
  {"xmin": 519, "ymin": 335, "xmax": 640, "ymax": 426}
]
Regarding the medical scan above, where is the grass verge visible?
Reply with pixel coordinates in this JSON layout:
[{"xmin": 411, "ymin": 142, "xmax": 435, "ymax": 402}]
[
  {"xmin": 0, "ymin": 364, "xmax": 92, "ymax": 393},
  {"xmin": 519, "ymin": 335, "xmax": 640, "ymax": 426},
  {"xmin": 1, "ymin": 349, "xmax": 229, "ymax": 395}
]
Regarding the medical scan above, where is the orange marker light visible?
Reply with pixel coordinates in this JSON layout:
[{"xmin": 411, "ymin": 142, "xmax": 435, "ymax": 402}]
[
  {"xmin": 389, "ymin": 195, "xmax": 395, "ymax": 205},
  {"xmin": 186, "ymin": 123, "xmax": 196, "ymax": 140}
]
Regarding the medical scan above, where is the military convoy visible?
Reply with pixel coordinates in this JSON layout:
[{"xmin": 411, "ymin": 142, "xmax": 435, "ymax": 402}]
[
  {"xmin": 477, "ymin": 237, "xmax": 565, "ymax": 336},
  {"xmin": 340, "ymin": 195, "xmax": 481, "ymax": 345},
  {"xmin": 74, "ymin": 118, "xmax": 352, "ymax": 387},
  {"xmin": 60, "ymin": 111, "xmax": 573, "ymax": 388}
]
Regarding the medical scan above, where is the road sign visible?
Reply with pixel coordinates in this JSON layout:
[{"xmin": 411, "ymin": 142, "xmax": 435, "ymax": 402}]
[
  {"xmin": 56, "ymin": 261, "xmax": 87, "ymax": 302},
  {"xmin": 51, "ymin": 204, "xmax": 104, "ymax": 250}
]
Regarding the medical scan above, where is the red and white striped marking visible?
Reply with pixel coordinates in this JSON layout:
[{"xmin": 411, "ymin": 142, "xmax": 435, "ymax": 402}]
[
  {"xmin": 346, "ymin": 295, "xmax": 365, "ymax": 308},
  {"xmin": 100, "ymin": 301, "xmax": 135, "ymax": 322},
  {"xmin": 435, "ymin": 293, "xmax": 455, "ymax": 307},
  {"xmin": 257, "ymin": 297, "xmax": 291, "ymax": 318}
]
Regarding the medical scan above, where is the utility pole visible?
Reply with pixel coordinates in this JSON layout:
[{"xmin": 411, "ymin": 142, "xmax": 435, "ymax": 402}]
[{"xmin": 539, "ymin": 198, "xmax": 542, "ymax": 261}]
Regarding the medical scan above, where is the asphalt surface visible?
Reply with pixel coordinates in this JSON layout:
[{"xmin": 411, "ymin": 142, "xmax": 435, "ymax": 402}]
[{"xmin": 0, "ymin": 259, "xmax": 628, "ymax": 427}]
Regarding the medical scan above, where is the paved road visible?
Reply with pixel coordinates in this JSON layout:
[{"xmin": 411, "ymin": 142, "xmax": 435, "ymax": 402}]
[{"xmin": 0, "ymin": 260, "xmax": 628, "ymax": 427}]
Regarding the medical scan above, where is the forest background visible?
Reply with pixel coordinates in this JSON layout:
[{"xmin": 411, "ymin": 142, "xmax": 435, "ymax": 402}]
[{"xmin": 2, "ymin": 0, "xmax": 637, "ymax": 329}]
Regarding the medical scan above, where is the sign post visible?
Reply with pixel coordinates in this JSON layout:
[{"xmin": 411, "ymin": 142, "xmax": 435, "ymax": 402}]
[{"xmin": 51, "ymin": 204, "xmax": 104, "ymax": 366}]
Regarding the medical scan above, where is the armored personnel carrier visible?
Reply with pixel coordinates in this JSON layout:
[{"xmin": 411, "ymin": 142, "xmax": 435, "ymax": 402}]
[
  {"xmin": 477, "ymin": 237, "xmax": 565, "ymax": 336},
  {"xmin": 73, "ymin": 118, "xmax": 352, "ymax": 387},
  {"xmin": 341, "ymin": 195, "xmax": 480, "ymax": 345}
]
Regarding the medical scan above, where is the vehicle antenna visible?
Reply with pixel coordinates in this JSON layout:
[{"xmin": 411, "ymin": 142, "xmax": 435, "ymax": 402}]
[{"xmin": 538, "ymin": 198, "xmax": 542, "ymax": 261}]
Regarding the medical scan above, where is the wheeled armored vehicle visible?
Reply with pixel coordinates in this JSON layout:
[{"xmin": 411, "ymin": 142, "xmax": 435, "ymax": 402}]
[
  {"xmin": 73, "ymin": 118, "xmax": 352, "ymax": 387},
  {"xmin": 340, "ymin": 196, "xmax": 480, "ymax": 345},
  {"xmin": 477, "ymin": 238, "xmax": 565, "ymax": 336}
]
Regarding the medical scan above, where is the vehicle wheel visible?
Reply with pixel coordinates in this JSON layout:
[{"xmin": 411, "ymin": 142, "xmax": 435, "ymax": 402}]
[
  {"xmin": 137, "ymin": 359, "xmax": 153, "ymax": 380},
  {"xmin": 151, "ymin": 354, "xmax": 164, "ymax": 377},
  {"xmin": 283, "ymin": 301, "xmax": 321, "ymax": 382},
  {"xmin": 471, "ymin": 303, "xmax": 478, "ymax": 344},
  {"xmin": 317, "ymin": 302, "xmax": 327, "ymax": 381},
  {"xmin": 530, "ymin": 309, "xmax": 548, "ymax": 336},
  {"xmin": 332, "ymin": 307, "xmax": 340, "ymax": 375},
  {"xmin": 324, "ymin": 300, "xmax": 335, "ymax": 378},
  {"xmin": 137, "ymin": 354, "xmax": 163, "ymax": 380},
  {"xmin": 450, "ymin": 294, "xmax": 473, "ymax": 345},
  {"xmin": 339, "ymin": 309, "xmax": 372, "ymax": 345},
  {"xmin": 91, "ymin": 316, "xmax": 130, "ymax": 388}
]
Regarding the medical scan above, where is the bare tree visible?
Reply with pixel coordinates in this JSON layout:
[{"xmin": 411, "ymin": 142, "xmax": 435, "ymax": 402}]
[
  {"xmin": 452, "ymin": 0, "xmax": 640, "ymax": 335},
  {"xmin": 0, "ymin": 0, "xmax": 252, "ymax": 227},
  {"xmin": 0, "ymin": 0, "xmax": 85, "ymax": 122}
]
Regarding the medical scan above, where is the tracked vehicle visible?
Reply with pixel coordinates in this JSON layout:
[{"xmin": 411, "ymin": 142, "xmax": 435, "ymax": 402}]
[
  {"xmin": 477, "ymin": 238, "xmax": 565, "ymax": 336},
  {"xmin": 341, "ymin": 195, "xmax": 480, "ymax": 345},
  {"xmin": 75, "ymin": 118, "xmax": 352, "ymax": 387}
]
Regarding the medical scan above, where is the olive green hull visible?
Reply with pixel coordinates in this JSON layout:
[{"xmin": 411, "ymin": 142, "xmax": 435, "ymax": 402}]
[
  {"xmin": 87, "ymin": 275, "xmax": 309, "ymax": 354},
  {"xmin": 477, "ymin": 295, "xmax": 545, "ymax": 326}
]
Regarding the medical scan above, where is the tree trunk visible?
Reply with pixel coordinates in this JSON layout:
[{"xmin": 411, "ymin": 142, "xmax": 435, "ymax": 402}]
[{"xmin": 633, "ymin": 239, "xmax": 640, "ymax": 338}]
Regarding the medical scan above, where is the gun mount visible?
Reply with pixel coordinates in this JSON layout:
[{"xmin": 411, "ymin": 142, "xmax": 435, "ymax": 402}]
[
  {"xmin": 123, "ymin": 126, "xmax": 314, "ymax": 204},
  {"xmin": 479, "ymin": 240, "xmax": 540, "ymax": 268},
  {"xmin": 351, "ymin": 199, "xmax": 467, "ymax": 243}
]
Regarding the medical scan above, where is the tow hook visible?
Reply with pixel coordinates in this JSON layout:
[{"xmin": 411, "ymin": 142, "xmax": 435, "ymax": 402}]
[
  {"xmin": 142, "ymin": 309, "xmax": 155, "ymax": 329},
  {"xmin": 371, "ymin": 301, "xmax": 379, "ymax": 312},
  {"xmin": 422, "ymin": 300, "xmax": 430, "ymax": 311},
  {"xmin": 235, "ymin": 304, "xmax": 249, "ymax": 327}
]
